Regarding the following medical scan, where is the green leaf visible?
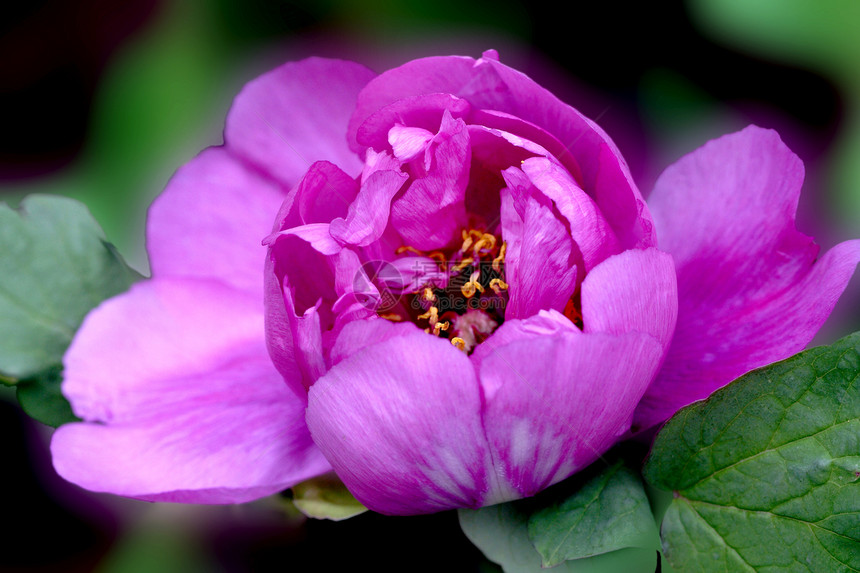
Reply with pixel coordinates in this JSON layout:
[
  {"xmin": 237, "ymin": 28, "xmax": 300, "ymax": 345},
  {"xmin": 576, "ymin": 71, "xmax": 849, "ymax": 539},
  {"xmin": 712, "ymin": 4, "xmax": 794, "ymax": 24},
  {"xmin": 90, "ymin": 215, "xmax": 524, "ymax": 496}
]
[
  {"xmin": 460, "ymin": 502, "xmax": 543, "ymax": 573},
  {"xmin": 0, "ymin": 195, "xmax": 139, "ymax": 426},
  {"xmin": 528, "ymin": 460, "xmax": 660, "ymax": 566},
  {"xmin": 0, "ymin": 195, "xmax": 139, "ymax": 381},
  {"xmin": 290, "ymin": 474, "xmax": 368, "ymax": 521},
  {"xmin": 459, "ymin": 456, "xmax": 658, "ymax": 573},
  {"xmin": 15, "ymin": 366, "xmax": 78, "ymax": 427},
  {"xmin": 644, "ymin": 331, "xmax": 860, "ymax": 572}
]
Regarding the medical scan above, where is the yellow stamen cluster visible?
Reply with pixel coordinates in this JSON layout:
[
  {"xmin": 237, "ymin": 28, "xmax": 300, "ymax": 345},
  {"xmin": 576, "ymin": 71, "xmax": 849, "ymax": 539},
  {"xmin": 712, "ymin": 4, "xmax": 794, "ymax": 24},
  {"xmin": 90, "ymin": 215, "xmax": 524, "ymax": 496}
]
[
  {"xmin": 416, "ymin": 294, "xmax": 449, "ymax": 336},
  {"xmin": 456, "ymin": 230, "xmax": 506, "ymax": 300},
  {"xmin": 396, "ymin": 228, "xmax": 508, "ymax": 352},
  {"xmin": 461, "ymin": 229, "xmax": 497, "ymax": 260}
]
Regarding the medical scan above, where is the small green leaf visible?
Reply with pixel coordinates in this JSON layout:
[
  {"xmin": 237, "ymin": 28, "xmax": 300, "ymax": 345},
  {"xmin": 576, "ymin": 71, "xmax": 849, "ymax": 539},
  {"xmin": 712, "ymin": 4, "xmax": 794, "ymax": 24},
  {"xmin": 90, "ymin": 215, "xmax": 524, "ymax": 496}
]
[
  {"xmin": 644, "ymin": 331, "xmax": 860, "ymax": 572},
  {"xmin": 0, "ymin": 195, "xmax": 138, "ymax": 381},
  {"xmin": 290, "ymin": 474, "xmax": 367, "ymax": 521},
  {"xmin": 15, "ymin": 367, "xmax": 78, "ymax": 428},
  {"xmin": 528, "ymin": 460, "xmax": 660, "ymax": 566},
  {"xmin": 460, "ymin": 502, "xmax": 543, "ymax": 573},
  {"xmin": 459, "ymin": 455, "xmax": 658, "ymax": 573}
]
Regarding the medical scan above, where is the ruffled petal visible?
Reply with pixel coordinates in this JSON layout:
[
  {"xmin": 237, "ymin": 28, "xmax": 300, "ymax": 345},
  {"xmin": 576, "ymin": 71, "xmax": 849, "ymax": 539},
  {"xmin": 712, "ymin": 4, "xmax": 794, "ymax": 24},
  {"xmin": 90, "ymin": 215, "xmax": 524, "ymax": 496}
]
[
  {"xmin": 521, "ymin": 157, "xmax": 622, "ymax": 271},
  {"xmin": 263, "ymin": 253, "xmax": 303, "ymax": 395},
  {"xmin": 294, "ymin": 160, "xmax": 359, "ymax": 225},
  {"xmin": 147, "ymin": 147, "xmax": 287, "ymax": 297},
  {"xmin": 329, "ymin": 162, "xmax": 408, "ymax": 246},
  {"xmin": 349, "ymin": 59, "xmax": 476, "ymax": 151},
  {"xmin": 348, "ymin": 53, "xmax": 655, "ymax": 249},
  {"xmin": 389, "ymin": 124, "xmax": 435, "ymax": 162},
  {"xmin": 389, "ymin": 112, "xmax": 471, "ymax": 250},
  {"xmin": 266, "ymin": 223, "xmax": 342, "ymax": 256},
  {"xmin": 356, "ymin": 93, "xmax": 471, "ymax": 152},
  {"xmin": 53, "ymin": 278, "xmax": 329, "ymax": 502},
  {"xmin": 478, "ymin": 330, "xmax": 663, "ymax": 501},
  {"xmin": 226, "ymin": 57, "xmax": 375, "ymax": 186},
  {"xmin": 637, "ymin": 126, "xmax": 860, "ymax": 430},
  {"xmin": 265, "ymin": 230, "xmax": 368, "ymax": 392},
  {"xmin": 306, "ymin": 333, "xmax": 495, "ymax": 515},
  {"xmin": 500, "ymin": 173, "xmax": 578, "ymax": 319}
]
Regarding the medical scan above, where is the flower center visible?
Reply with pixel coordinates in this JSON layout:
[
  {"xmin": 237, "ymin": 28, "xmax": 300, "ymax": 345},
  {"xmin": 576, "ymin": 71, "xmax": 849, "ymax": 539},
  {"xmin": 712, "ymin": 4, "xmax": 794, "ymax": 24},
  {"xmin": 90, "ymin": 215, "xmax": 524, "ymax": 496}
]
[{"xmin": 388, "ymin": 228, "xmax": 508, "ymax": 353}]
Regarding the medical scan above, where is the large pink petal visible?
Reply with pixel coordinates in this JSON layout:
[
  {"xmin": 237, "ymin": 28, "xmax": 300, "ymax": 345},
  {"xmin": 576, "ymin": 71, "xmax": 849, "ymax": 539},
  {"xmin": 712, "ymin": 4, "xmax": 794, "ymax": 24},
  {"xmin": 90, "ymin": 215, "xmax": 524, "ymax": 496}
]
[
  {"xmin": 226, "ymin": 57, "xmax": 375, "ymax": 187},
  {"xmin": 53, "ymin": 278, "xmax": 329, "ymax": 502},
  {"xmin": 147, "ymin": 147, "xmax": 287, "ymax": 298},
  {"xmin": 328, "ymin": 318, "xmax": 421, "ymax": 365},
  {"xmin": 581, "ymin": 247, "xmax": 678, "ymax": 351},
  {"xmin": 306, "ymin": 333, "xmax": 496, "ymax": 515},
  {"xmin": 637, "ymin": 126, "xmax": 860, "ymax": 430},
  {"xmin": 469, "ymin": 309, "xmax": 579, "ymax": 375},
  {"xmin": 478, "ymin": 330, "xmax": 663, "ymax": 501}
]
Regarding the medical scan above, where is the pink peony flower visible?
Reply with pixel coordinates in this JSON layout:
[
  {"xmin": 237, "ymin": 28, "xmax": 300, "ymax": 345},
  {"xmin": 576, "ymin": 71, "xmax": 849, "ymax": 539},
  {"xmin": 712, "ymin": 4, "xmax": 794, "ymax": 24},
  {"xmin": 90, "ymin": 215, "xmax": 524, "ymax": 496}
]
[{"xmin": 51, "ymin": 50, "xmax": 860, "ymax": 515}]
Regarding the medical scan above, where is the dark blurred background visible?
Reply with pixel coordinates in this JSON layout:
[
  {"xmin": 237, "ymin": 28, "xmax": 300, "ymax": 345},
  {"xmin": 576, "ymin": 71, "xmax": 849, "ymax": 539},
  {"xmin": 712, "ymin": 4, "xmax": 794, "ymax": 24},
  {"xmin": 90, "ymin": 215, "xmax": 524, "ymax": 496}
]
[{"xmin": 2, "ymin": 0, "xmax": 858, "ymax": 571}]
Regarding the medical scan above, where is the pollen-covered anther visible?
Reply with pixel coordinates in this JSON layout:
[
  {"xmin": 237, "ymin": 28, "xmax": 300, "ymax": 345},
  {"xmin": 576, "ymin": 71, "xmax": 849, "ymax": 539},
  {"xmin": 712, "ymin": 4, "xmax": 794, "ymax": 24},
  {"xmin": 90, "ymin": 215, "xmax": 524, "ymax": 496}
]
[
  {"xmin": 492, "ymin": 242, "xmax": 506, "ymax": 273},
  {"xmin": 418, "ymin": 305, "xmax": 449, "ymax": 336},
  {"xmin": 472, "ymin": 233, "xmax": 496, "ymax": 259},
  {"xmin": 461, "ymin": 282, "xmax": 476, "ymax": 299},
  {"xmin": 459, "ymin": 229, "xmax": 488, "ymax": 254},
  {"xmin": 451, "ymin": 337, "xmax": 466, "ymax": 351},
  {"xmin": 489, "ymin": 278, "xmax": 508, "ymax": 295},
  {"xmin": 379, "ymin": 313, "xmax": 403, "ymax": 322},
  {"xmin": 459, "ymin": 230, "xmax": 473, "ymax": 254},
  {"xmin": 422, "ymin": 287, "xmax": 436, "ymax": 302},
  {"xmin": 461, "ymin": 270, "xmax": 485, "ymax": 298},
  {"xmin": 470, "ymin": 270, "xmax": 484, "ymax": 291},
  {"xmin": 428, "ymin": 251, "xmax": 446, "ymax": 268},
  {"xmin": 453, "ymin": 257, "xmax": 474, "ymax": 272},
  {"xmin": 395, "ymin": 245, "xmax": 424, "ymax": 256},
  {"xmin": 417, "ymin": 306, "xmax": 439, "ymax": 323}
]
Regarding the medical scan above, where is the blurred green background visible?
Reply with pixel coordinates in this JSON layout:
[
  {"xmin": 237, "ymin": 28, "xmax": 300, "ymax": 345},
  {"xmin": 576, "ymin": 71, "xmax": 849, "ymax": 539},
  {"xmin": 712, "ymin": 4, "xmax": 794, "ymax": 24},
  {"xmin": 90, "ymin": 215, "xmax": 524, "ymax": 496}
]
[{"xmin": 2, "ymin": 0, "xmax": 858, "ymax": 571}]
